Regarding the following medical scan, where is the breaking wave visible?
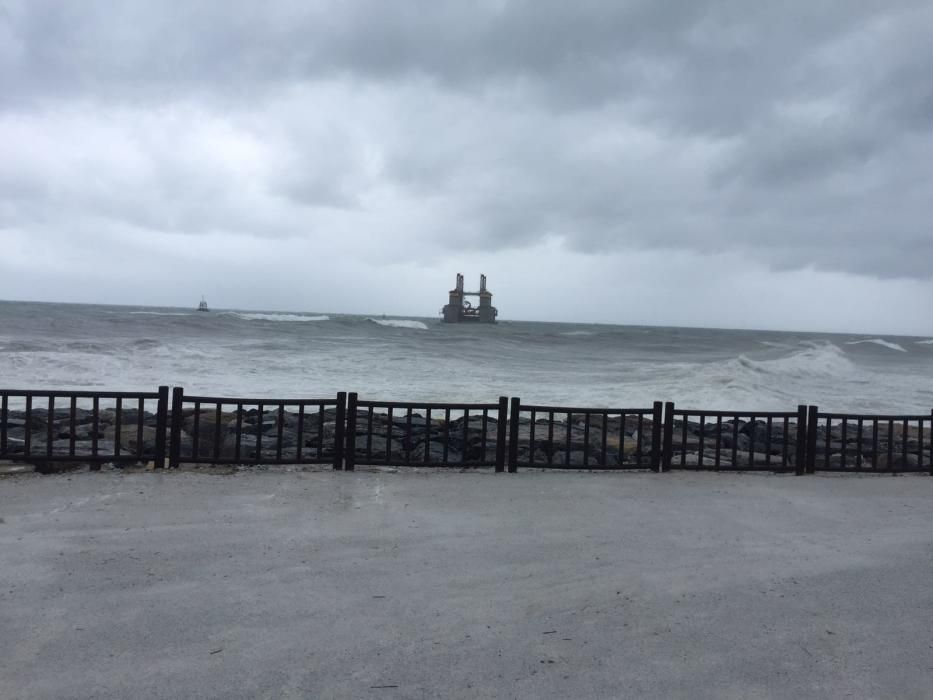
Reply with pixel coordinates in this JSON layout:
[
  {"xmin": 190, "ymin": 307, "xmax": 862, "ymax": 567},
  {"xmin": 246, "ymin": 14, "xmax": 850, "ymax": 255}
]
[
  {"xmin": 646, "ymin": 342, "xmax": 861, "ymax": 411},
  {"xmin": 915, "ymin": 339, "xmax": 933, "ymax": 345},
  {"xmin": 737, "ymin": 342, "xmax": 857, "ymax": 378},
  {"xmin": 367, "ymin": 318, "xmax": 429, "ymax": 330},
  {"xmin": 228, "ymin": 312, "xmax": 330, "ymax": 322},
  {"xmin": 845, "ymin": 338, "xmax": 907, "ymax": 352}
]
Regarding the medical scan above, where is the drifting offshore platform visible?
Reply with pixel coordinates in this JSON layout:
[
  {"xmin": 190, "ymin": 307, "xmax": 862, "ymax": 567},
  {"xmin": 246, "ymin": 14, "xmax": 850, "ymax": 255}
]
[{"xmin": 441, "ymin": 273, "xmax": 498, "ymax": 323}]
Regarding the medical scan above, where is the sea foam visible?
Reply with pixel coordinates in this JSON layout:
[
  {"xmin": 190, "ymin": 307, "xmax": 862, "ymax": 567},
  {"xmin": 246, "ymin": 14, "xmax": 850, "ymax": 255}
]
[
  {"xmin": 229, "ymin": 312, "xmax": 330, "ymax": 322},
  {"xmin": 367, "ymin": 318, "xmax": 429, "ymax": 330},
  {"xmin": 845, "ymin": 339, "xmax": 907, "ymax": 352}
]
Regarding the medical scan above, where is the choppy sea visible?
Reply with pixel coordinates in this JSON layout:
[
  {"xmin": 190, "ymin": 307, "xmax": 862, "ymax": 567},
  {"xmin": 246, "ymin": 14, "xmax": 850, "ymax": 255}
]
[{"xmin": 1, "ymin": 301, "xmax": 932, "ymax": 413}]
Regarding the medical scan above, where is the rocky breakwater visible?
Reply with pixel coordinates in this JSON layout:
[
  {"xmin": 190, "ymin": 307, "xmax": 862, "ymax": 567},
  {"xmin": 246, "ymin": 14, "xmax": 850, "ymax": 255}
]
[
  {"xmin": 350, "ymin": 410, "xmax": 500, "ymax": 465},
  {"xmin": 174, "ymin": 406, "xmax": 341, "ymax": 463},
  {"xmin": 0, "ymin": 406, "xmax": 163, "ymax": 472},
  {"xmin": 810, "ymin": 421, "xmax": 931, "ymax": 471},
  {"xmin": 669, "ymin": 416, "xmax": 931, "ymax": 470},
  {"xmin": 6, "ymin": 403, "xmax": 927, "ymax": 473},
  {"xmin": 0, "ymin": 404, "xmax": 344, "ymax": 470},
  {"xmin": 349, "ymin": 410, "xmax": 659, "ymax": 468},
  {"xmin": 174, "ymin": 407, "xmax": 502, "ymax": 467},
  {"xmin": 669, "ymin": 417, "xmax": 802, "ymax": 468},
  {"xmin": 1, "ymin": 405, "xmax": 660, "ymax": 470},
  {"xmin": 512, "ymin": 413, "xmax": 659, "ymax": 467}
]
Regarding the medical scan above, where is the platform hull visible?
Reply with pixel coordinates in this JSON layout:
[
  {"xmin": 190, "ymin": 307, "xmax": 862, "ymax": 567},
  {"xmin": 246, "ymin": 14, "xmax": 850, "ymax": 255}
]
[{"xmin": 442, "ymin": 304, "xmax": 497, "ymax": 323}]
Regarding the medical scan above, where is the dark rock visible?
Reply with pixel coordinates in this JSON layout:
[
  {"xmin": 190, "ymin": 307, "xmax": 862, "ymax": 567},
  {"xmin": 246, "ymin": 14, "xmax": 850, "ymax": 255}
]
[
  {"xmin": 65, "ymin": 423, "xmax": 102, "ymax": 441},
  {"xmin": 410, "ymin": 440, "xmax": 462, "ymax": 464},
  {"xmin": 721, "ymin": 432, "xmax": 751, "ymax": 452},
  {"xmin": 104, "ymin": 425, "xmax": 156, "ymax": 453},
  {"xmin": 549, "ymin": 450, "xmax": 603, "ymax": 467},
  {"xmin": 355, "ymin": 435, "xmax": 388, "ymax": 457},
  {"xmin": 391, "ymin": 413, "xmax": 429, "ymax": 428},
  {"xmin": 218, "ymin": 434, "xmax": 257, "ymax": 459},
  {"xmin": 891, "ymin": 453, "xmax": 920, "ymax": 470}
]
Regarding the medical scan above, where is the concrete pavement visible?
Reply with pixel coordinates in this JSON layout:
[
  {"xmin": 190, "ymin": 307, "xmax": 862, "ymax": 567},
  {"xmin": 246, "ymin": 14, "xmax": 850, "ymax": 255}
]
[{"xmin": 1, "ymin": 467, "xmax": 932, "ymax": 699}]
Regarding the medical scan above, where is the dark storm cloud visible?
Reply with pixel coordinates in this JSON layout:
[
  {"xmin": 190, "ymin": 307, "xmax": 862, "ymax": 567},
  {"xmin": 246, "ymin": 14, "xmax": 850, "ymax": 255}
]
[
  {"xmin": 2, "ymin": 1, "xmax": 911, "ymax": 115},
  {"xmin": 1, "ymin": 0, "xmax": 932, "ymax": 284}
]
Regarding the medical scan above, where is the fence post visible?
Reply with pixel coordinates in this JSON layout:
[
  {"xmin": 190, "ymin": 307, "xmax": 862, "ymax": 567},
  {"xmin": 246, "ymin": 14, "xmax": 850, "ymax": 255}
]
[
  {"xmin": 333, "ymin": 392, "xmax": 346, "ymax": 470},
  {"xmin": 794, "ymin": 404, "xmax": 807, "ymax": 475},
  {"xmin": 508, "ymin": 397, "xmax": 520, "ymax": 473},
  {"xmin": 651, "ymin": 401, "xmax": 663, "ymax": 472},
  {"xmin": 495, "ymin": 396, "xmax": 508, "ymax": 472},
  {"xmin": 169, "ymin": 387, "xmax": 184, "ymax": 468},
  {"xmin": 344, "ymin": 392, "xmax": 357, "ymax": 471},
  {"xmin": 806, "ymin": 405, "xmax": 819, "ymax": 474},
  {"xmin": 154, "ymin": 385, "xmax": 169, "ymax": 468},
  {"xmin": 661, "ymin": 402, "xmax": 675, "ymax": 472}
]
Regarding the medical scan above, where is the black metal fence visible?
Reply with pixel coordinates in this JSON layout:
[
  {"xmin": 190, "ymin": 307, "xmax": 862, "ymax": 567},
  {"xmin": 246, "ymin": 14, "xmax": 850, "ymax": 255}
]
[
  {"xmin": 662, "ymin": 404, "xmax": 807, "ymax": 474},
  {"xmin": 168, "ymin": 388, "xmax": 346, "ymax": 469},
  {"xmin": 805, "ymin": 407, "xmax": 932, "ymax": 474},
  {"xmin": 345, "ymin": 394, "xmax": 508, "ymax": 470},
  {"xmin": 507, "ymin": 399, "xmax": 663, "ymax": 471},
  {"xmin": 0, "ymin": 387, "xmax": 168, "ymax": 470},
  {"xmin": 3, "ymin": 386, "xmax": 933, "ymax": 475}
]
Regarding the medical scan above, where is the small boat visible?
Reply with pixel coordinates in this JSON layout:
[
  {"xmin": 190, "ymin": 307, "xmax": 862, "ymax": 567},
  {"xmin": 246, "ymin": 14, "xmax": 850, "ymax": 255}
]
[{"xmin": 197, "ymin": 296, "xmax": 209, "ymax": 312}]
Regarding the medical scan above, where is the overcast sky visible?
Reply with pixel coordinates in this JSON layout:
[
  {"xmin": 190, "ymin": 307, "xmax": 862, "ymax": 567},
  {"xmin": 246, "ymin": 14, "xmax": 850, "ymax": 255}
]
[{"xmin": 1, "ymin": 1, "xmax": 931, "ymax": 333}]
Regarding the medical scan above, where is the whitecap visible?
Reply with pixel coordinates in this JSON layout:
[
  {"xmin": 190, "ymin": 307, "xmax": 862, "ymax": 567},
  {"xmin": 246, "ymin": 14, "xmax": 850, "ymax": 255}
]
[
  {"xmin": 367, "ymin": 318, "xmax": 429, "ymax": 330},
  {"xmin": 845, "ymin": 338, "xmax": 907, "ymax": 352},
  {"xmin": 228, "ymin": 312, "xmax": 330, "ymax": 322},
  {"xmin": 915, "ymin": 339, "xmax": 933, "ymax": 345},
  {"xmin": 561, "ymin": 330, "xmax": 596, "ymax": 336}
]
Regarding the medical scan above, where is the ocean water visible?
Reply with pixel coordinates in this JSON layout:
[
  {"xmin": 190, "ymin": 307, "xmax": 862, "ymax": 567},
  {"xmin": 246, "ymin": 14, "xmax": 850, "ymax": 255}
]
[{"xmin": 1, "ymin": 300, "xmax": 933, "ymax": 413}]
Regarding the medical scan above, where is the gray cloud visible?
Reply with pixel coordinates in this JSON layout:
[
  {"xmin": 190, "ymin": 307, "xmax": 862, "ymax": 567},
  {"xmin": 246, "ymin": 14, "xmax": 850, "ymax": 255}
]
[{"xmin": 1, "ymin": 1, "xmax": 932, "ymax": 331}]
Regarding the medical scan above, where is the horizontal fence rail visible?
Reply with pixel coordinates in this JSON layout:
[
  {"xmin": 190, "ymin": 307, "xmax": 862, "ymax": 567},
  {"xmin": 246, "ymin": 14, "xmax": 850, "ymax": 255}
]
[
  {"xmin": 168, "ymin": 389, "xmax": 346, "ymax": 469},
  {"xmin": 806, "ymin": 407, "xmax": 933, "ymax": 474},
  {"xmin": 0, "ymin": 387, "xmax": 168, "ymax": 470},
  {"xmin": 508, "ymin": 399, "xmax": 663, "ymax": 471},
  {"xmin": 345, "ymin": 394, "xmax": 508, "ymax": 471},
  {"xmin": 662, "ymin": 404, "xmax": 807, "ymax": 474}
]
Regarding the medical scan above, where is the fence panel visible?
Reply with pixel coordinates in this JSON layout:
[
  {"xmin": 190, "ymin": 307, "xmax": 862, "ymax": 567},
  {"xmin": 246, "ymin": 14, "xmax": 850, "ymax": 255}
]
[
  {"xmin": 0, "ymin": 387, "xmax": 168, "ymax": 470},
  {"xmin": 806, "ymin": 408, "xmax": 932, "ymax": 474},
  {"xmin": 662, "ymin": 404, "xmax": 807, "ymax": 473},
  {"xmin": 344, "ymin": 394, "xmax": 508, "ymax": 471},
  {"xmin": 507, "ymin": 400, "xmax": 663, "ymax": 472},
  {"xmin": 168, "ymin": 389, "xmax": 345, "ymax": 468}
]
